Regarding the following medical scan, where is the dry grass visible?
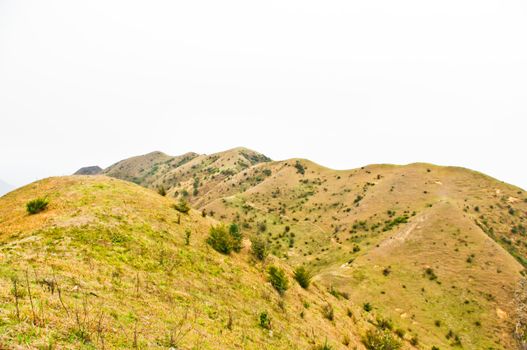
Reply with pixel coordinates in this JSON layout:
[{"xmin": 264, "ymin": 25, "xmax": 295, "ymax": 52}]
[{"xmin": 0, "ymin": 176, "xmax": 363, "ymax": 349}]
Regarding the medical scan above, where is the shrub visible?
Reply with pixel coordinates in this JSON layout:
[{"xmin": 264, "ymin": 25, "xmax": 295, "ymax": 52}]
[
  {"xmin": 184, "ymin": 229, "xmax": 191, "ymax": 245},
  {"xmin": 409, "ymin": 336, "xmax": 418, "ymax": 345},
  {"xmin": 267, "ymin": 266, "xmax": 289, "ymax": 295},
  {"xmin": 157, "ymin": 186, "xmax": 167, "ymax": 196},
  {"xmin": 376, "ymin": 317, "xmax": 393, "ymax": 331},
  {"xmin": 207, "ymin": 225, "xmax": 233, "ymax": 254},
  {"xmin": 394, "ymin": 328, "xmax": 405, "ymax": 338},
  {"xmin": 328, "ymin": 286, "xmax": 349, "ymax": 299},
  {"xmin": 259, "ymin": 311, "xmax": 271, "ymax": 329},
  {"xmin": 362, "ymin": 329, "xmax": 401, "ymax": 350},
  {"xmin": 294, "ymin": 161, "xmax": 305, "ymax": 175},
  {"xmin": 229, "ymin": 223, "xmax": 243, "ymax": 252},
  {"xmin": 26, "ymin": 198, "xmax": 49, "ymax": 215},
  {"xmin": 258, "ymin": 221, "xmax": 267, "ymax": 233},
  {"xmin": 383, "ymin": 216, "xmax": 409, "ymax": 232},
  {"xmin": 322, "ymin": 303, "xmax": 334, "ymax": 321},
  {"xmin": 424, "ymin": 268, "xmax": 438, "ymax": 281},
  {"xmin": 293, "ymin": 266, "xmax": 312, "ymax": 289},
  {"xmin": 363, "ymin": 302, "xmax": 372, "ymax": 312},
  {"xmin": 174, "ymin": 198, "xmax": 190, "ymax": 213},
  {"xmin": 250, "ymin": 236, "xmax": 269, "ymax": 261}
]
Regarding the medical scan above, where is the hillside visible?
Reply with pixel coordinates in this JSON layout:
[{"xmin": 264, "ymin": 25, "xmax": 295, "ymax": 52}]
[
  {"xmin": 103, "ymin": 149, "xmax": 527, "ymax": 349},
  {"xmin": 102, "ymin": 147, "xmax": 271, "ymax": 200},
  {"xmin": 0, "ymin": 176, "xmax": 377, "ymax": 349}
]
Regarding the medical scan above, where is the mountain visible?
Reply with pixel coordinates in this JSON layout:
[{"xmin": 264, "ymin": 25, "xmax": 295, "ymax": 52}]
[
  {"xmin": 74, "ymin": 166, "xmax": 103, "ymax": 175},
  {"xmin": 1, "ymin": 149, "xmax": 526, "ymax": 349},
  {"xmin": 102, "ymin": 148, "xmax": 271, "ymax": 196},
  {"xmin": 102, "ymin": 148, "xmax": 527, "ymax": 349},
  {"xmin": 0, "ymin": 179, "xmax": 14, "ymax": 196}
]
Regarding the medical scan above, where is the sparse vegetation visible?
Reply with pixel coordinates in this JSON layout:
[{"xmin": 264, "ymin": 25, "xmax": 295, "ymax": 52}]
[
  {"xmin": 174, "ymin": 198, "xmax": 190, "ymax": 213},
  {"xmin": 2, "ymin": 150, "xmax": 525, "ymax": 349},
  {"xmin": 322, "ymin": 303, "xmax": 334, "ymax": 321},
  {"xmin": 295, "ymin": 161, "xmax": 305, "ymax": 175},
  {"xmin": 362, "ymin": 329, "xmax": 401, "ymax": 350}
]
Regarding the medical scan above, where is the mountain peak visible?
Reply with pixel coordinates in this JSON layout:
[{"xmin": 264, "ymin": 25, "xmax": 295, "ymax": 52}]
[{"xmin": 73, "ymin": 165, "xmax": 103, "ymax": 175}]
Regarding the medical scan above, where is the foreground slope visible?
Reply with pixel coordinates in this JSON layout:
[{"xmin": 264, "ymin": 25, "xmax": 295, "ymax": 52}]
[{"xmin": 0, "ymin": 176, "xmax": 373, "ymax": 349}]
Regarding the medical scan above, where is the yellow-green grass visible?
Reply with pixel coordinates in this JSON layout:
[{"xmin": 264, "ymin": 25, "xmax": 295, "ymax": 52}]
[{"xmin": 0, "ymin": 176, "xmax": 366, "ymax": 349}]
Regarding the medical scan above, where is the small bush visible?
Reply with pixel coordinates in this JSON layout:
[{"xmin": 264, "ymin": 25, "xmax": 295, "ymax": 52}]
[
  {"xmin": 207, "ymin": 225, "xmax": 233, "ymax": 254},
  {"xmin": 293, "ymin": 266, "xmax": 312, "ymax": 289},
  {"xmin": 322, "ymin": 303, "xmax": 334, "ymax": 321},
  {"xmin": 184, "ymin": 229, "xmax": 191, "ymax": 245},
  {"xmin": 363, "ymin": 302, "xmax": 372, "ymax": 312},
  {"xmin": 362, "ymin": 329, "xmax": 401, "ymax": 350},
  {"xmin": 394, "ymin": 328, "xmax": 405, "ymax": 338},
  {"xmin": 409, "ymin": 336, "xmax": 419, "ymax": 345},
  {"xmin": 157, "ymin": 186, "xmax": 167, "ymax": 196},
  {"xmin": 26, "ymin": 198, "xmax": 49, "ymax": 215},
  {"xmin": 229, "ymin": 223, "xmax": 243, "ymax": 252},
  {"xmin": 267, "ymin": 266, "xmax": 289, "ymax": 295},
  {"xmin": 250, "ymin": 236, "xmax": 269, "ymax": 261},
  {"xmin": 259, "ymin": 312, "xmax": 271, "ymax": 329},
  {"xmin": 295, "ymin": 161, "xmax": 305, "ymax": 175},
  {"xmin": 424, "ymin": 268, "xmax": 438, "ymax": 281},
  {"xmin": 174, "ymin": 198, "xmax": 190, "ymax": 213},
  {"xmin": 376, "ymin": 317, "xmax": 393, "ymax": 331}
]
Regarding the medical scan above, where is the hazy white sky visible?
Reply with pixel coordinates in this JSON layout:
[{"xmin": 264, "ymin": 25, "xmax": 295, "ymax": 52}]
[{"xmin": 1, "ymin": 0, "xmax": 526, "ymax": 189}]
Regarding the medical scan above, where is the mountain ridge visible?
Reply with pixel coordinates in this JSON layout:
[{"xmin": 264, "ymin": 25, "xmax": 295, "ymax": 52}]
[{"xmin": 50, "ymin": 147, "xmax": 527, "ymax": 348}]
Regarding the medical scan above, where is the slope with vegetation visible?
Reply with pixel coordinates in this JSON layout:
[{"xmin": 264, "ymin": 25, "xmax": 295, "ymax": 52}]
[
  {"xmin": 98, "ymin": 148, "xmax": 527, "ymax": 349},
  {"xmin": 0, "ymin": 176, "xmax": 386, "ymax": 349}
]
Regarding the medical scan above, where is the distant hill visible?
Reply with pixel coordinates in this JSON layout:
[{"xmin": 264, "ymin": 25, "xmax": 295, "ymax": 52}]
[
  {"xmin": 73, "ymin": 165, "xmax": 102, "ymax": 175},
  {"xmin": 0, "ymin": 179, "xmax": 14, "ymax": 196}
]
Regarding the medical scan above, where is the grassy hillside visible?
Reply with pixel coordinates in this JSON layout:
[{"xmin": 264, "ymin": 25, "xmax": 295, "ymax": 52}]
[
  {"xmin": 0, "ymin": 176, "xmax": 385, "ymax": 350},
  {"xmin": 103, "ymin": 150, "xmax": 527, "ymax": 349},
  {"xmin": 102, "ymin": 148, "xmax": 271, "ymax": 200},
  {"xmin": 9, "ymin": 148, "xmax": 527, "ymax": 349}
]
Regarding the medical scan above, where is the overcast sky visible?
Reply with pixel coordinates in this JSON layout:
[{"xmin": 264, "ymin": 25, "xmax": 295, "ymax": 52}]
[{"xmin": 1, "ymin": 0, "xmax": 526, "ymax": 190}]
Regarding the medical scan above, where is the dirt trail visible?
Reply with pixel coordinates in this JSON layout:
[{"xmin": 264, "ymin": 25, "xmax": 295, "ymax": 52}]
[{"xmin": 375, "ymin": 211, "xmax": 429, "ymax": 252}]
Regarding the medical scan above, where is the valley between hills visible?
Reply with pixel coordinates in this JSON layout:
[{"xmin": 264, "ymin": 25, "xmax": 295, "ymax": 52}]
[{"xmin": 1, "ymin": 147, "xmax": 526, "ymax": 349}]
